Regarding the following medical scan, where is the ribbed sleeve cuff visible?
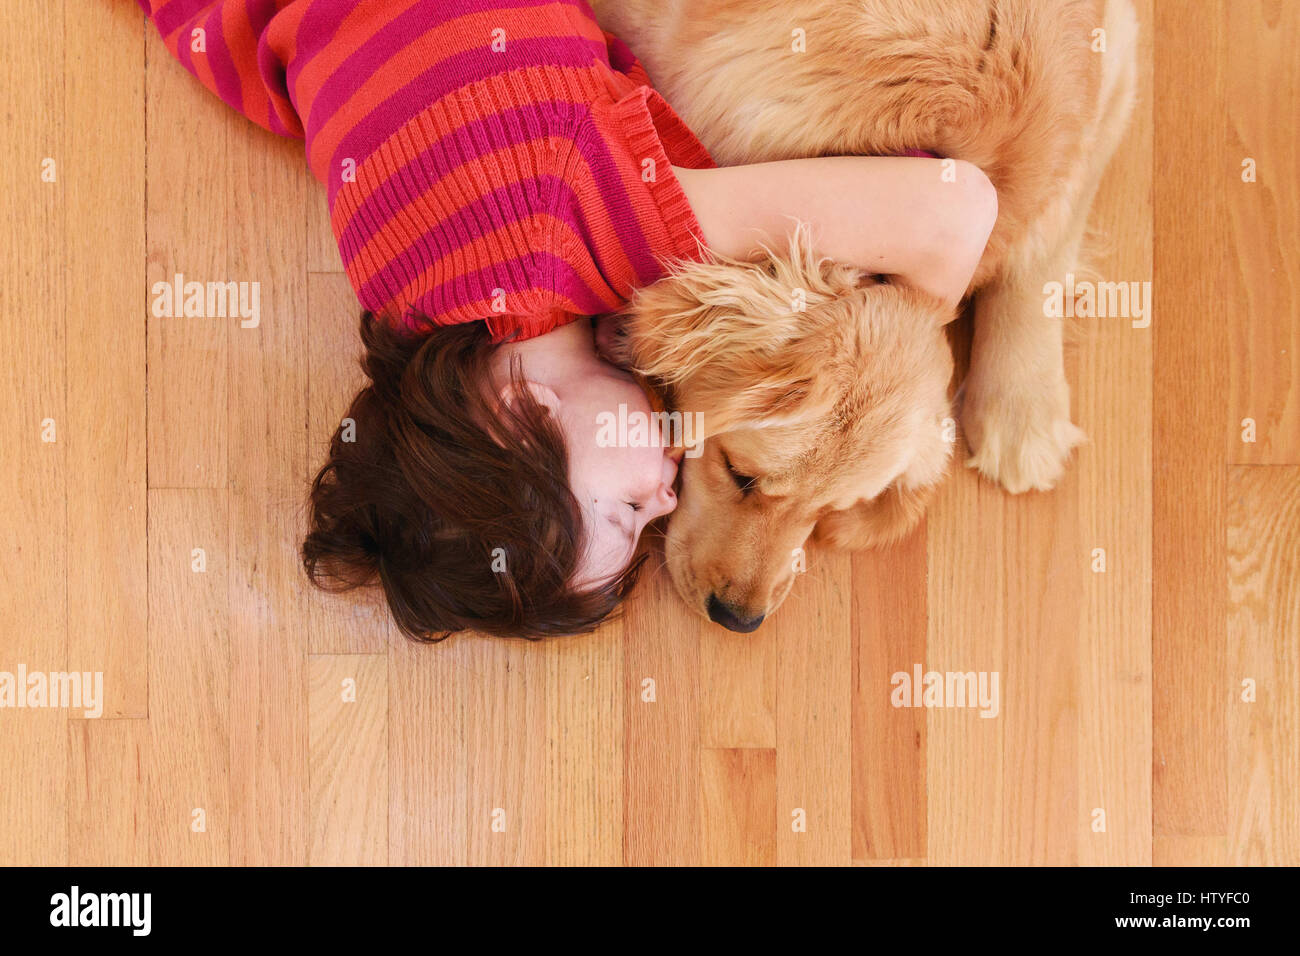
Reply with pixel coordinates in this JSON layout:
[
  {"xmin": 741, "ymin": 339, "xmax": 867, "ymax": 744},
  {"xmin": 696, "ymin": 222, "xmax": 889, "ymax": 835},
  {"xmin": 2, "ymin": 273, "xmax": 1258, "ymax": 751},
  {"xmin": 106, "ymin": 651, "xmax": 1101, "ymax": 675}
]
[{"xmin": 608, "ymin": 85, "xmax": 716, "ymax": 266}]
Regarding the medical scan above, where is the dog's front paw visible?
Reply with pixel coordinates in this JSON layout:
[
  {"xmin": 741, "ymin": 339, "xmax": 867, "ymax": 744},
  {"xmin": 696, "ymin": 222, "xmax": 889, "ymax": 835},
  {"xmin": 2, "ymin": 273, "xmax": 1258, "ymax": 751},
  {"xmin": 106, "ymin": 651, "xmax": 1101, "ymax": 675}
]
[{"xmin": 961, "ymin": 377, "xmax": 1085, "ymax": 494}]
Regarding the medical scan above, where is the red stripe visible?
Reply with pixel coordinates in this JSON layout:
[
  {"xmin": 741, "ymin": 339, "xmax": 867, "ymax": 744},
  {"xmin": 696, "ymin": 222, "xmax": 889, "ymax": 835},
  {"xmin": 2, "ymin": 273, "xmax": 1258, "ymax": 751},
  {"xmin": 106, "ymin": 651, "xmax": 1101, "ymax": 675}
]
[{"xmin": 291, "ymin": 0, "xmax": 424, "ymax": 138}]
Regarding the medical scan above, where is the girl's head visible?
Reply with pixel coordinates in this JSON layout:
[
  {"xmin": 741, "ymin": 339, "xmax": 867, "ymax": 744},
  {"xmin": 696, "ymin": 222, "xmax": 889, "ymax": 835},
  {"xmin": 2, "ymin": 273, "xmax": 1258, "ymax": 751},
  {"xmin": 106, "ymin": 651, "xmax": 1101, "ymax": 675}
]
[{"xmin": 301, "ymin": 312, "xmax": 678, "ymax": 641}]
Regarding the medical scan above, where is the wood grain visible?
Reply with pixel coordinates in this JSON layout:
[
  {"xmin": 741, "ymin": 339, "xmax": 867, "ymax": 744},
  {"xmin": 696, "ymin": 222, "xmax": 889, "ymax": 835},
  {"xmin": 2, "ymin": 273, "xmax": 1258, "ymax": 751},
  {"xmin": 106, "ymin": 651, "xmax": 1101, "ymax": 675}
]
[
  {"xmin": 701, "ymin": 611, "xmax": 776, "ymax": 749},
  {"xmin": 64, "ymin": 0, "xmax": 148, "ymax": 720},
  {"xmin": 851, "ymin": 528, "xmax": 927, "ymax": 862},
  {"xmin": 1152, "ymin": 0, "xmax": 1231, "ymax": 849},
  {"xmin": 146, "ymin": 490, "xmax": 229, "ymax": 865},
  {"xmin": 387, "ymin": 633, "xmax": 469, "ymax": 866},
  {"xmin": 1073, "ymin": 10, "xmax": 1154, "ymax": 860},
  {"xmin": 224, "ymin": 89, "xmax": 313, "ymax": 867},
  {"xmin": 701, "ymin": 747, "xmax": 776, "ymax": 866},
  {"xmin": 545, "ymin": 626, "xmax": 624, "ymax": 866},
  {"xmin": 925, "ymin": 463, "xmax": 1009, "ymax": 864},
  {"xmin": 621, "ymin": 564, "xmax": 702, "ymax": 866},
  {"xmin": 775, "ymin": 547, "xmax": 853, "ymax": 865},
  {"xmin": 1226, "ymin": 466, "xmax": 1300, "ymax": 865},
  {"xmin": 68, "ymin": 719, "xmax": 148, "ymax": 866},
  {"xmin": 309, "ymin": 654, "xmax": 387, "ymax": 865},
  {"xmin": 1224, "ymin": 3, "xmax": 1300, "ymax": 465},
  {"xmin": 144, "ymin": 23, "xmax": 232, "ymax": 489},
  {"xmin": 0, "ymin": 0, "xmax": 68, "ymax": 867}
]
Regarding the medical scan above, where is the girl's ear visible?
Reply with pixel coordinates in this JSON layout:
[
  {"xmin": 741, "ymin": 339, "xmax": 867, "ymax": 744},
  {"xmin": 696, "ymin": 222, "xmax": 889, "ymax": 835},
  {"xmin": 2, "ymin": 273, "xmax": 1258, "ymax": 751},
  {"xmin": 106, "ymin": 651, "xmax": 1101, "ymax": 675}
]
[{"xmin": 498, "ymin": 381, "xmax": 561, "ymax": 416}]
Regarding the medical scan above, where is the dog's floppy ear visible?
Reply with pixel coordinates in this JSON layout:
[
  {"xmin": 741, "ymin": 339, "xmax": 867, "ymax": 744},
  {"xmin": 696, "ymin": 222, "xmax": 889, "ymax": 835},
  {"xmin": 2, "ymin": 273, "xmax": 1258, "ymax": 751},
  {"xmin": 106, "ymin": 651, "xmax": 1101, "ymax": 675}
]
[
  {"xmin": 812, "ymin": 407, "xmax": 954, "ymax": 549},
  {"xmin": 688, "ymin": 359, "xmax": 825, "ymax": 437},
  {"xmin": 615, "ymin": 223, "xmax": 861, "ymax": 434},
  {"xmin": 812, "ymin": 474, "xmax": 940, "ymax": 550}
]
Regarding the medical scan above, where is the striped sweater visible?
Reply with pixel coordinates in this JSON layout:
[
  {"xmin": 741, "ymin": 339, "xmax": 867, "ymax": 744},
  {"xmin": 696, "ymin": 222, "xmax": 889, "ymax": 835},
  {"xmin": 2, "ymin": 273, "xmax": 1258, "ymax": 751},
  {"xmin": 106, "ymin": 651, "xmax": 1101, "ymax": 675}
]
[{"xmin": 139, "ymin": 0, "xmax": 716, "ymax": 342}]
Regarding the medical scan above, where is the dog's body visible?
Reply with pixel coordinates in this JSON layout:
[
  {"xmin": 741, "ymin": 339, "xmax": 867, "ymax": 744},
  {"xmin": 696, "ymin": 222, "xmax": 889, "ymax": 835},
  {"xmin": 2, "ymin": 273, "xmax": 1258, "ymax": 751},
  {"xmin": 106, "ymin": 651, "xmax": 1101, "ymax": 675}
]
[{"xmin": 593, "ymin": 0, "xmax": 1139, "ymax": 628}]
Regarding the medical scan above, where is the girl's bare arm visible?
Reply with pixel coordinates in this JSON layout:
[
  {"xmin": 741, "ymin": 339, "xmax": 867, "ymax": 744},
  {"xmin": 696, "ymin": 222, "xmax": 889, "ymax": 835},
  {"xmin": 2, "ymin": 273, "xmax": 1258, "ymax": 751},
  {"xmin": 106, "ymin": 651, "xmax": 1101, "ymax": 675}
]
[{"xmin": 673, "ymin": 156, "xmax": 997, "ymax": 311}]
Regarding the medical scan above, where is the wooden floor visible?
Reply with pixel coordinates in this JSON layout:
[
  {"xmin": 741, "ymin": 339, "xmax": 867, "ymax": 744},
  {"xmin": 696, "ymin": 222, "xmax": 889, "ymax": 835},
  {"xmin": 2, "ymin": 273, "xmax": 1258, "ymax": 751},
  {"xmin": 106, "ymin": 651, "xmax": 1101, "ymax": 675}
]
[{"xmin": 1, "ymin": 0, "xmax": 1295, "ymax": 866}]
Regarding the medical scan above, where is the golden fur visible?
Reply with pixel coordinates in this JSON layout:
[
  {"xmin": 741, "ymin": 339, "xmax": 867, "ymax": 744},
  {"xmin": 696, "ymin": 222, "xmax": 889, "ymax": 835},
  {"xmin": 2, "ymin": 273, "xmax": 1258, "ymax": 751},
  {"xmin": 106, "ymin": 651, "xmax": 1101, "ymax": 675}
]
[{"xmin": 593, "ymin": 0, "xmax": 1139, "ymax": 627}]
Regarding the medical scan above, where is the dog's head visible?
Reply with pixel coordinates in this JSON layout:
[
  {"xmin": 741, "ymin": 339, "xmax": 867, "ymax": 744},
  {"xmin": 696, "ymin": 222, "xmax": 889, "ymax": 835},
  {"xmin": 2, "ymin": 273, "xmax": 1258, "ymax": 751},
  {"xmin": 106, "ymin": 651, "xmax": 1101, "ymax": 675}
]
[{"xmin": 613, "ymin": 227, "xmax": 955, "ymax": 631}]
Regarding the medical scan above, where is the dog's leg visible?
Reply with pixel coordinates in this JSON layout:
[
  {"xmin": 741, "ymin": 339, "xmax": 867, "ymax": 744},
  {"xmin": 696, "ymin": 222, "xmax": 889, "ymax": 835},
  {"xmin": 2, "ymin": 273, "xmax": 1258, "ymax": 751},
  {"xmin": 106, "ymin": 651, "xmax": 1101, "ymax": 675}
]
[
  {"xmin": 961, "ymin": 260, "xmax": 1087, "ymax": 493},
  {"xmin": 962, "ymin": 0, "xmax": 1138, "ymax": 494}
]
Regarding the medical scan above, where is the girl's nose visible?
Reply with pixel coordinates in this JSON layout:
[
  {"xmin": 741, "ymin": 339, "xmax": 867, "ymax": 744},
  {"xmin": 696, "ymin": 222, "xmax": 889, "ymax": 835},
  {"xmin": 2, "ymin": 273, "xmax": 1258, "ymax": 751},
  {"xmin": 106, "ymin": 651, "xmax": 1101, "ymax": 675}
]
[
  {"xmin": 660, "ymin": 451, "xmax": 679, "ymax": 491},
  {"xmin": 653, "ymin": 483, "xmax": 677, "ymax": 518},
  {"xmin": 652, "ymin": 460, "xmax": 678, "ymax": 517}
]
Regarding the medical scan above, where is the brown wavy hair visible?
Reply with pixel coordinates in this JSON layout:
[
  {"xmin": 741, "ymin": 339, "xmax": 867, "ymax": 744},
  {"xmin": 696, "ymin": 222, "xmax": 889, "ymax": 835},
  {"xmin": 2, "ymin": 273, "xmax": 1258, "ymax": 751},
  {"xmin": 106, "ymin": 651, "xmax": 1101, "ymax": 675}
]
[{"xmin": 301, "ymin": 312, "xmax": 645, "ymax": 641}]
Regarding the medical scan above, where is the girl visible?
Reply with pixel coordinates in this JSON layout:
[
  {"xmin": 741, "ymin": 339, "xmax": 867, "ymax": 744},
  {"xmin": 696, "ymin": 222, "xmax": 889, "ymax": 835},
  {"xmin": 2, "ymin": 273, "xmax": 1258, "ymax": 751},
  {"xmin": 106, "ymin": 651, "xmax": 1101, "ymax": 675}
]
[{"xmin": 140, "ymin": 0, "xmax": 996, "ymax": 640}]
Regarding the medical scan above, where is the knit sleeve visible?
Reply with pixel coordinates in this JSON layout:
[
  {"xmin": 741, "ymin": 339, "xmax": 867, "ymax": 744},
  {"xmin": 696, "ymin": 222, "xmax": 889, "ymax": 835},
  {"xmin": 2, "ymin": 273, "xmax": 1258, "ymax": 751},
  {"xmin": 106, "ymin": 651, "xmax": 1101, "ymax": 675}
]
[
  {"xmin": 137, "ymin": 0, "xmax": 304, "ymax": 139},
  {"xmin": 548, "ymin": 80, "xmax": 715, "ymax": 304}
]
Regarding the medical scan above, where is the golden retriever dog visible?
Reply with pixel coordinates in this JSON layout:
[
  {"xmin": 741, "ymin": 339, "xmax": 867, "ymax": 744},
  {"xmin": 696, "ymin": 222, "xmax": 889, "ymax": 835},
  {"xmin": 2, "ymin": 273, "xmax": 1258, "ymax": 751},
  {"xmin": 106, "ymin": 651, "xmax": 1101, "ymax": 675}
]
[{"xmin": 593, "ymin": 0, "xmax": 1139, "ymax": 631}]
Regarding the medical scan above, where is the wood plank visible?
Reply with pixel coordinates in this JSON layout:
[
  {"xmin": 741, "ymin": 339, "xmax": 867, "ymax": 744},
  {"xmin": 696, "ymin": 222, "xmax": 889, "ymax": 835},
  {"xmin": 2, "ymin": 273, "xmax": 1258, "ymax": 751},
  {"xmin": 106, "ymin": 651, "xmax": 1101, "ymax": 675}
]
[
  {"xmin": 1153, "ymin": 835, "xmax": 1227, "ymax": 867},
  {"xmin": 308, "ymin": 189, "xmax": 343, "ymax": 274},
  {"xmin": 851, "ymin": 528, "xmax": 927, "ymax": 861},
  {"xmin": 1224, "ymin": 3, "xmax": 1300, "ymax": 465},
  {"xmin": 144, "ymin": 25, "xmax": 232, "ymax": 489},
  {"xmin": 224, "ymin": 99, "xmax": 313, "ymax": 867},
  {"xmin": 775, "ymin": 547, "xmax": 852, "ymax": 865},
  {"xmin": 700, "ymin": 615, "xmax": 776, "ymax": 749},
  {"xmin": 1000, "ymin": 482, "xmax": 1082, "ymax": 865},
  {"xmin": 146, "ymin": 489, "xmax": 229, "ymax": 865},
  {"xmin": 1151, "ymin": 0, "xmax": 1230, "ymax": 848},
  {"xmin": 853, "ymin": 858, "xmax": 924, "ymax": 867},
  {"xmin": 700, "ymin": 748, "xmax": 776, "ymax": 866},
  {"xmin": 1226, "ymin": 466, "xmax": 1300, "ymax": 864},
  {"xmin": 388, "ymin": 634, "xmax": 469, "ymax": 865},
  {"xmin": 622, "ymin": 563, "xmax": 701, "ymax": 865},
  {"xmin": 1074, "ymin": 0, "xmax": 1154, "ymax": 867},
  {"xmin": 544, "ymin": 626, "xmax": 624, "ymax": 866},
  {"xmin": 309, "ymin": 654, "xmax": 388, "ymax": 865},
  {"xmin": 925, "ymin": 466, "xmax": 1006, "ymax": 865},
  {"xmin": 0, "ymin": 0, "xmax": 68, "ymax": 867},
  {"xmin": 465, "ymin": 637, "xmax": 547, "ymax": 865},
  {"xmin": 64, "ymin": 0, "xmax": 148, "ymax": 719},
  {"xmin": 68, "ymin": 719, "xmax": 148, "ymax": 866}
]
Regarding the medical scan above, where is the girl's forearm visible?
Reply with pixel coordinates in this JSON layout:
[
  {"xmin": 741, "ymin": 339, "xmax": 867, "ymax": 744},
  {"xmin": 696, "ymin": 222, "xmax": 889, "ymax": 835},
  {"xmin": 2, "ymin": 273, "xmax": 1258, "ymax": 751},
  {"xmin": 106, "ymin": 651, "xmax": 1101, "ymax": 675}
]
[{"xmin": 673, "ymin": 156, "xmax": 997, "ymax": 310}]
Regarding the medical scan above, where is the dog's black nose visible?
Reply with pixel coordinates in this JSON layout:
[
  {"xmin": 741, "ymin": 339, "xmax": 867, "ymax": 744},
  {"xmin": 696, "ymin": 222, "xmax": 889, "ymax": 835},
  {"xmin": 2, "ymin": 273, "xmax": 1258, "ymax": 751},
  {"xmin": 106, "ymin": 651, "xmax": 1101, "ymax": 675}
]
[{"xmin": 706, "ymin": 594, "xmax": 765, "ymax": 633}]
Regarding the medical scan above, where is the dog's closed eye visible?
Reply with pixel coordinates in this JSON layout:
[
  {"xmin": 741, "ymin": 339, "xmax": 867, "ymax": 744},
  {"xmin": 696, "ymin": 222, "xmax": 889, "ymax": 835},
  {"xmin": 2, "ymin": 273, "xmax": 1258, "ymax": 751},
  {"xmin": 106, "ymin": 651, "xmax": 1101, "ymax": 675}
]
[{"xmin": 722, "ymin": 450, "xmax": 758, "ymax": 495}]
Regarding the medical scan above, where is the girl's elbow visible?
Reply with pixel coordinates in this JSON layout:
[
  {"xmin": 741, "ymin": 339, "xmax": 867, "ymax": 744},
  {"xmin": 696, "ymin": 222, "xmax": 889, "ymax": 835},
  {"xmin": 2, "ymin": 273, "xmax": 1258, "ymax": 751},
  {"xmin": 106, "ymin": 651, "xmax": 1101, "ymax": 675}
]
[
  {"xmin": 953, "ymin": 159, "xmax": 998, "ymax": 249},
  {"xmin": 926, "ymin": 161, "xmax": 997, "ymax": 286},
  {"xmin": 920, "ymin": 161, "xmax": 997, "ymax": 307}
]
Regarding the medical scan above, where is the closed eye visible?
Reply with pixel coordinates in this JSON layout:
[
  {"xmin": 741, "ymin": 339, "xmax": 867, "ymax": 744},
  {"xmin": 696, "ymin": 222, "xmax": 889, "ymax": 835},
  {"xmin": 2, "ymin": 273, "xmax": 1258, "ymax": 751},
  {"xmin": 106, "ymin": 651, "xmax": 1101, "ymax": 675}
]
[{"xmin": 722, "ymin": 450, "xmax": 757, "ymax": 495}]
